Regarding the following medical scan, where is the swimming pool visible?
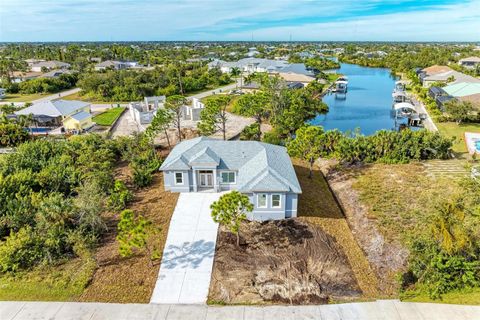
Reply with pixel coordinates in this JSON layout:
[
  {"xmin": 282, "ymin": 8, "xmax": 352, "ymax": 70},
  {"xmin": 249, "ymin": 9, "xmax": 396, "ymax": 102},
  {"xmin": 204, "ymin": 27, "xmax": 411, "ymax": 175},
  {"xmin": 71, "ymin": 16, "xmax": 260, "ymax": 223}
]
[
  {"xmin": 25, "ymin": 127, "xmax": 51, "ymax": 134},
  {"xmin": 475, "ymin": 140, "xmax": 480, "ymax": 152}
]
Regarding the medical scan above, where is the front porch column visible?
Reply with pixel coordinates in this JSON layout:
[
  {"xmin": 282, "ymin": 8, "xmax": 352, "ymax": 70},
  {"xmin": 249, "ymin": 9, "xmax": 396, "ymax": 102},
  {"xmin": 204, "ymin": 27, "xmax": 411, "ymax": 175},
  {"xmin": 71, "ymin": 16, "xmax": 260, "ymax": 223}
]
[
  {"xmin": 192, "ymin": 169, "xmax": 198, "ymax": 192},
  {"xmin": 213, "ymin": 169, "xmax": 218, "ymax": 192}
]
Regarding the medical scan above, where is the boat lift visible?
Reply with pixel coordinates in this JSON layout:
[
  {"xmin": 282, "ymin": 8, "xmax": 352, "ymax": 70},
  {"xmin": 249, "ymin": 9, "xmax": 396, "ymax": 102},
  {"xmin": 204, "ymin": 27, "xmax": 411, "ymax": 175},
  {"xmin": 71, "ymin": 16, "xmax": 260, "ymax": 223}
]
[
  {"xmin": 392, "ymin": 91, "xmax": 408, "ymax": 104},
  {"xmin": 392, "ymin": 102, "xmax": 426, "ymax": 129}
]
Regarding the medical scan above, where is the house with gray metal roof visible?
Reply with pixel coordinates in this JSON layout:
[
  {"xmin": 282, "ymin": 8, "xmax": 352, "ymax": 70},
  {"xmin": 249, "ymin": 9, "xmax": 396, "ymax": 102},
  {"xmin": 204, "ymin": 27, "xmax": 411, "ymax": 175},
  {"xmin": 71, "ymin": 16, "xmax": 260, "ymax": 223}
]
[
  {"xmin": 160, "ymin": 137, "xmax": 302, "ymax": 221},
  {"xmin": 15, "ymin": 99, "xmax": 94, "ymax": 131},
  {"xmin": 459, "ymin": 56, "xmax": 480, "ymax": 69}
]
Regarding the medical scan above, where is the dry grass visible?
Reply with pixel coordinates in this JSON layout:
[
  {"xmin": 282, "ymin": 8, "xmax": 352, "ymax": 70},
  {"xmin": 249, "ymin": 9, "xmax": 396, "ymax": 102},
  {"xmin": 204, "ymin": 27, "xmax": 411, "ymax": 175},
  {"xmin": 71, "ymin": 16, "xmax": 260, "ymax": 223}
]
[
  {"xmin": 293, "ymin": 159, "xmax": 379, "ymax": 299},
  {"xmin": 78, "ymin": 169, "xmax": 178, "ymax": 303},
  {"xmin": 352, "ymin": 163, "xmax": 458, "ymax": 243}
]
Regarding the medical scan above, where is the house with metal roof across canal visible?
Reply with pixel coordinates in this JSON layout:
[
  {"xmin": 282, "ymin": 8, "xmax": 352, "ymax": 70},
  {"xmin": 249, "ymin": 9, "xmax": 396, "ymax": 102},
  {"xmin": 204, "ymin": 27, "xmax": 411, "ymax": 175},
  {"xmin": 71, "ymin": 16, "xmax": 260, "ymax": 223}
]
[{"xmin": 160, "ymin": 137, "xmax": 302, "ymax": 221}]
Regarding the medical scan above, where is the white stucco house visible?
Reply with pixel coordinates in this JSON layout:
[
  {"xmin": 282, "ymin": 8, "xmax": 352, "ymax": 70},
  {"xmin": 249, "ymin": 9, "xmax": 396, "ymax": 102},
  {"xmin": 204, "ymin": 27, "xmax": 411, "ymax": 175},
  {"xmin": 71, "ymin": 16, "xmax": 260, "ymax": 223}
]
[
  {"xmin": 128, "ymin": 96, "xmax": 165, "ymax": 125},
  {"xmin": 30, "ymin": 61, "xmax": 71, "ymax": 72},
  {"xmin": 160, "ymin": 137, "xmax": 302, "ymax": 221}
]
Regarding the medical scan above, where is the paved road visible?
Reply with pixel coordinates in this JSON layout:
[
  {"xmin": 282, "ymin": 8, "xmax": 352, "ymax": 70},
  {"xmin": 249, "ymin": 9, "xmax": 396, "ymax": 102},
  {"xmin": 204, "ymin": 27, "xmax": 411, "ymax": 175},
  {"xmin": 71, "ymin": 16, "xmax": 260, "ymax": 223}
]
[
  {"xmin": 31, "ymin": 87, "xmax": 82, "ymax": 103},
  {"xmin": 1, "ymin": 300, "xmax": 479, "ymax": 320},
  {"xmin": 187, "ymin": 81, "xmax": 239, "ymax": 100},
  {"xmin": 150, "ymin": 193, "xmax": 222, "ymax": 304},
  {"xmin": 3, "ymin": 88, "xmax": 82, "ymax": 107}
]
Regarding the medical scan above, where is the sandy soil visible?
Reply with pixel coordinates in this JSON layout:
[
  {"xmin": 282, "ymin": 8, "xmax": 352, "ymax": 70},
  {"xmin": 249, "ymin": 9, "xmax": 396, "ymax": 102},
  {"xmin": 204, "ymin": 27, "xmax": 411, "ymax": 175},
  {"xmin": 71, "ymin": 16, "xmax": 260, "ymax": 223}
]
[
  {"xmin": 316, "ymin": 159, "xmax": 408, "ymax": 296},
  {"xmin": 208, "ymin": 219, "xmax": 362, "ymax": 305},
  {"xmin": 79, "ymin": 165, "xmax": 179, "ymax": 303}
]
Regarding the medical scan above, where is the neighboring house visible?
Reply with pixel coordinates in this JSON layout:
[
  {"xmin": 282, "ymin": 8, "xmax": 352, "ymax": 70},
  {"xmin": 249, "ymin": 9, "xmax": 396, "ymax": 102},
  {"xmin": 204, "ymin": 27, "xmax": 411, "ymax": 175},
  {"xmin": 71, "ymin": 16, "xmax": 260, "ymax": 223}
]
[
  {"xmin": 297, "ymin": 51, "xmax": 315, "ymax": 59},
  {"xmin": 208, "ymin": 58, "xmax": 316, "ymax": 77},
  {"xmin": 0, "ymin": 88, "xmax": 6, "ymax": 99},
  {"xmin": 160, "ymin": 137, "xmax": 302, "ymax": 221},
  {"xmin": 246, "ymin": 47, "xmax": 260, "ymax": 57},
  {"xmin": 277, "ymin": 63, "xmax": 317, "ymax": 76},
  {"xmin": 15, "ymin": 99, "xmax": 93, "ymax": 131},
  {"xmin": 421, "ymin": 65, "xmax": 453, "ymax": 76},
  {"xmin": 240, "ymin": 81, "xmax": 261, "ymax": 93},
  {"xmin": 286, "ymin": 82, "xmax": 304, "ymax": 90},
  {"xmin": 208, "ymin": 58, "xmax": 290, "ymax": 74},
  {"xmin": 11, "ymin": 71, "xmax": 43, "ymax": 83},
  {"xmin": 458, "ymin": 56, "xmax": 480, "ymax": 69},
  {"xmin": 129, "ymin": 96, "xmax": 165, "ymax": 125},
  {"xmin": 25, "ymin": 58, "xmax": 46, "ymax": 66},
  {"xmin": 31, "ymin": 61, "xmax": 71, "ymax": 72},
  {"xmin": 183, "ymin": 98, "xmax": 204, "ymax": 121},
  {"xmin": 421, "ymin": 70, "xmax": 480, "ymax": 87},
  {"xmin": 428, "ymin": 86, "xmax": 456, "ymax": 110},
  {"xmin": 277, "ymin": 72, "xmax": 316, "ymax": 86},
  {"xmin": 443, "ymin": 82, "xmax": 480, "ymax": 98},
  {"xmin": 42, "ymin": 69, "xmax": 72, "ymax": 78},
  {"xmin": 94, "ymin": 60, "xmax": 130, "ymax": 71},
  {"xmin": 459, "ymin": 93, "xmax": 480, "ymax": 109},
  {"xmin": 428, "ymin": 86, "xmax": 447, "ymax": 100}
]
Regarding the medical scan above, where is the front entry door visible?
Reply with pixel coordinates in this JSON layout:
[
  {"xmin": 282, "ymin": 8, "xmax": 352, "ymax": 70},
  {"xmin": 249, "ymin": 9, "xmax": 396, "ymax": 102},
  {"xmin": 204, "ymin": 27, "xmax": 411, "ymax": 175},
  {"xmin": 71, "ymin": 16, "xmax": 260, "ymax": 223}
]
[{"xmin": 199, "ymin": 171, "xmax": 213, "ymax": 187}]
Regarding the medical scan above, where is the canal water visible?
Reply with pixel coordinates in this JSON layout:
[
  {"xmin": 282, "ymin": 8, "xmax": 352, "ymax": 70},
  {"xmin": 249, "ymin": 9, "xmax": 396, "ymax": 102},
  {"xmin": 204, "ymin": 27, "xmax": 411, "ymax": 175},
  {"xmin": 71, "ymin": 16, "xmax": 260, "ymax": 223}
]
[{"xmin": 311, "ymin": 63, "xmax": 399, "ymax": 135}]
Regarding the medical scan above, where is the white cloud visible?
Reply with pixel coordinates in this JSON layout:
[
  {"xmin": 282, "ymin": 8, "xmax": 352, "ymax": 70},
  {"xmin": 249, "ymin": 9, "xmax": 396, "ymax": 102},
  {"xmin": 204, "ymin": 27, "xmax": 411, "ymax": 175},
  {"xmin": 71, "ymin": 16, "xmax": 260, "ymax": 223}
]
[{"xmin": 0, "ymin": 0, "xmax": 478, "ymax": 41}]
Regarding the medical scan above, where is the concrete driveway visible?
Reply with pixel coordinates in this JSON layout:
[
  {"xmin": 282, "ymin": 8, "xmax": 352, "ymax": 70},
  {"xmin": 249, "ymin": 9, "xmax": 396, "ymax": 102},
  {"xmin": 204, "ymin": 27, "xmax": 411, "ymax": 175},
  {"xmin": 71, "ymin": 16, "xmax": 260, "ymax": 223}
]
[{"xmin": 150, "ymin": 192, "xmax": 223, "ymax": 304}]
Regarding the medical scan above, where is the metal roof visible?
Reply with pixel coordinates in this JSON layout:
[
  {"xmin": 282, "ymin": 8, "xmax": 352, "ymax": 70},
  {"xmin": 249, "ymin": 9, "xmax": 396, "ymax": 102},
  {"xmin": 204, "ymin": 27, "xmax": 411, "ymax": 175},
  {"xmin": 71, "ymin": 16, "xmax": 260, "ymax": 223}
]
[
  {"xmin": 15, "ymin": 100, "xmax": 90, "ymax": 117},
  {"xmin": 160, "ymin": 137, "xmax": 301, "ymax": 194},
  {"xmin": 443, "ymin": 82, "xmax": 480, "ymax": 97}
]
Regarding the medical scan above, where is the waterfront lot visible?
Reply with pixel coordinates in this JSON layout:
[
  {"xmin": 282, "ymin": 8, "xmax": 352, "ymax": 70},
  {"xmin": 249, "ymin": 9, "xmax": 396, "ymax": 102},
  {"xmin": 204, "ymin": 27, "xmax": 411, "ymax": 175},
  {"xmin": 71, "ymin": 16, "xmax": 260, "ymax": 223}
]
[{"xmin": 323, "ymin": 160, "xmax": 478, "ymax": 304}]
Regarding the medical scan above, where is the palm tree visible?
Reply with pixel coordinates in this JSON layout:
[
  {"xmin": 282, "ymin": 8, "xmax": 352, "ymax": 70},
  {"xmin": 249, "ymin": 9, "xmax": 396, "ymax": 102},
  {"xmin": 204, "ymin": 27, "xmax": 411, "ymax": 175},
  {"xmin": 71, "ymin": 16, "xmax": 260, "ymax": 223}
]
[{"xmin": 230, "ymin": 67, "xmax": 241, "ymax": 88}]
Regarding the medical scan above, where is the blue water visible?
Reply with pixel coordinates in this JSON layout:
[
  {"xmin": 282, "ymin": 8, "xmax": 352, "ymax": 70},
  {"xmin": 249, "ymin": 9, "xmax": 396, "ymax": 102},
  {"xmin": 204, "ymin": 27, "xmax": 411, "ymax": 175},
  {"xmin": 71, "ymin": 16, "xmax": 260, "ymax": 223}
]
[
  {"xmin": 475, "ymin": 140, "xmax": 480, "ymax": 151},
  {"xmin": 26, "ymin": 127, "xmax": 50, "ymax": 133},
  {"xmin": 311, "ymin": 63, "xmax": 399, "ymax": 135}
]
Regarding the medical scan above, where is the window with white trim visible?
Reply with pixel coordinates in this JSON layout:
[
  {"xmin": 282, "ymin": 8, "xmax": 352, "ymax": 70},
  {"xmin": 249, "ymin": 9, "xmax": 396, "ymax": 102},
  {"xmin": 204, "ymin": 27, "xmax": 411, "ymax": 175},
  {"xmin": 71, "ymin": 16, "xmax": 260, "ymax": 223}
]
[
  {"xmin": 257, "ymin": 194, "xmax": 267, "ymax": 208},
  {"xmin": 174, "ymin": 172, "xmax": 183, "ymax": 185},
  {"xmin": 271, "ymin": 194, "xmax": 281, "ymax": 208},
  {"xmin": 221, "ymin": 171, "xmax": 236, "ymax": 184}
]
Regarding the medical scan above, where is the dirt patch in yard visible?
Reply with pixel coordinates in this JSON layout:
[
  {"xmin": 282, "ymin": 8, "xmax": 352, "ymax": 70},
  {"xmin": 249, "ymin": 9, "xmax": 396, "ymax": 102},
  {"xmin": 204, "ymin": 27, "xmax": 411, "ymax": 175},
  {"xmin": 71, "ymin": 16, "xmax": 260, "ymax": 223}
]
[
  {"xmin": 78, "ymin": 165, "xmax": 178, "ymax": 303},
  {"xmin": 209, "ymin": 219, "xmax": 361, "ymax": 304},
  {"xmin": 208, "ymin": 160, "xmax": 376, "ymax": 305}
]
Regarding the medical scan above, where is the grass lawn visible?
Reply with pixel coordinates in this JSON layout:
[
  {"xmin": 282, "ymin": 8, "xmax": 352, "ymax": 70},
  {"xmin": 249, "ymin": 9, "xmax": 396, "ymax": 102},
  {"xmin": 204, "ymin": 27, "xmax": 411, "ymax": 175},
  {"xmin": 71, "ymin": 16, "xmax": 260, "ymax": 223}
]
[
  {"xmin": 436, "ymin": 122, "xmax": 480, "ymax": 154},
  {"xmin": 293, "ymin": 159, "xmax": 379, "ymax": 299},
  {"xmin": 327, "ymin": 73, "xmax": 341, "ymax": 82},
  {"xmin": 92, "ymin": 107, "xmax": 126, "ymax": 126},
  {"xmin": 349, "ymin": 161, "xmax": 480, "ymax": 304},
  {"xmin": 62, "ymin": 91, "xmax": 125, "ymax": 105},
  {"xmin": 402, "ymin": 287, "xmax": 480, "ymax": 305},
  {"xmin": 0, "ymin": 258, "xmax": 95, "ymax": 301},
  {"xmin": 1, "ymin": 93, "xmax": 46, "ymax": 103},
  {"xmin": 352, "ymin": 163, "xmax": 458, "ymax": 242}
]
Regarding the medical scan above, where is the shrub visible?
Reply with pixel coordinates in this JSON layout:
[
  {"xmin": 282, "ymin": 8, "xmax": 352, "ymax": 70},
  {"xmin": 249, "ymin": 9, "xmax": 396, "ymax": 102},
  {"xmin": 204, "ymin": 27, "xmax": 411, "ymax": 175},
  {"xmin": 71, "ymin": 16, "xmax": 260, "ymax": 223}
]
[
  {"xmin": 130, "ymin": 149, "xmax": 161, "ymax": 188},
  {"xmin": 0, "ymin": 123, "xmax": 29, "ymax": 147},
  {"xmin": 240, "ymin": 123, "xmax": 261, "ymax": 141},
  {"xmin": 116, "ymin": 209, "xmax": 160, "ymax": 263},
  {"xmin": 107, "ymin": 180, "xmax": 134, "ymax": 211},
  {"xmin": 405, "ymin": 237, "xmax": 480, "ymax": 299},
  {"xmin": 0, "ymin": 227, "xmax": 42, "ymax": 272},
  {"xmin": 262, "ymin": 128, "xmax": 284, "ymax": 146}
]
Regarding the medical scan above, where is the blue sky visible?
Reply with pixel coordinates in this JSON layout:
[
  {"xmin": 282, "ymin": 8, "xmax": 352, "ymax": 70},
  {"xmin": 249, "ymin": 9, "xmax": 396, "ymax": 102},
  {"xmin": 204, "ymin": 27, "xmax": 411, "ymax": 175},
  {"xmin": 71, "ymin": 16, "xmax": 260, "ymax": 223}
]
[{"xmin": 0, "ymin": 0, "xmax": 479, "ymax": 42}]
